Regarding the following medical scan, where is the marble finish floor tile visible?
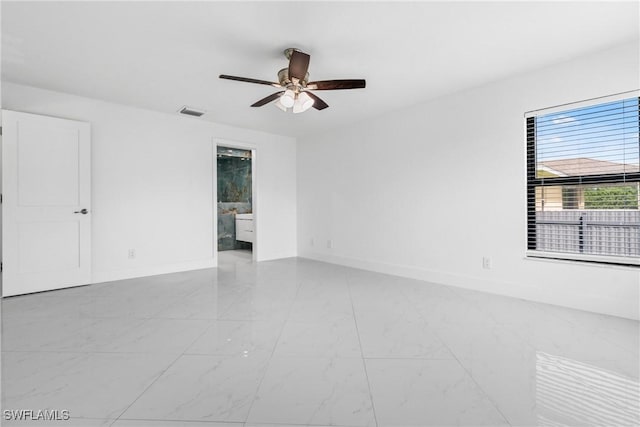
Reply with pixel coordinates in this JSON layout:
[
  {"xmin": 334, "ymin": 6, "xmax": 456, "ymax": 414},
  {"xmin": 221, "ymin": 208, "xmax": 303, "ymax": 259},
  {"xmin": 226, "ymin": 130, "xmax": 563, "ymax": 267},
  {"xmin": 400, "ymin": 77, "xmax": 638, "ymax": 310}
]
[
  {"xmin": 186, "ymin": 320, "xmax": 283, "ymax": 357},
  {"xmin": 2, "ymin": 315, "xmax": 147, "ymax": 352},
  {"xmin": 356, "ymin": 315, "xmax": 454, "ymax": 359},
  {"xmin": 152, "ymin": 289, "xmax": 238, "ymax": 320},
  {"xmin": 460, "ymin": 353, "xmax": 640, "ymax": 427},
  {"xmin": 287, "ymin": 297, "xmax": 355, "ymax": 322},
  {"xmin": 245, "ymin": 425, "xmax": 347, "ymax": 427},
  {"xmin": 97, "ymin": 318, "xmax": 212, "ymax": 354},
  {"xmin": 274, "ymin": 319, "xmax": 362, "ymax": 358},
  {"xmin": 120, "ymin": 354, "xmax": 270, "ymax": 422},
  {"xmin": 2, "ymin": 257, "xmax": 638, "ymax": 426},
  {"xmin": 516, "ymin": 314, "xmax": 640, "ymax": 364},
  {"xmin": 218, "ymin": 291, "xmax": 295, "ymax": 322},
  {"xmin": 112, "ymin": 421, "xmax": 242, "ymax": 427},
  {"xmin": 1, "ymin": 293, "xmax": 94, "ymax": 319},
  {"xmin": 2, "ymin": 351, "xmax": 177, "ymax": 420},
  {"xmin": 247, "ymin": 357, "xmax": 375, "ymax": 426},
  {"xmin": 74, "ymin": 295, "xmax": 179, "ymax": 319},
  {"xmin": 435, "ymin": 321, "xmax": 535, "ymax": 362},
  {"xmin": 366, "ymin": 358, "xmax": 509, "ymax": 426},
  {"xmin": 3, "ymin": 417, "xmax": 114, "ymax": 426}
]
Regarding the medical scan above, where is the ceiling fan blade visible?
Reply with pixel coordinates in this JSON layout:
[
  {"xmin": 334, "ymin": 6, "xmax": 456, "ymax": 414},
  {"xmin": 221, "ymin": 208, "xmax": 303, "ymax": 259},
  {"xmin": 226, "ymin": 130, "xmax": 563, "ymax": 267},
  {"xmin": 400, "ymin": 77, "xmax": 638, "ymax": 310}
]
[
  {"xmin": 219, "ymin": 74, "xmax": 281, "ymax": 87},
  {"xmin": 305, "ymin": 91, "xmax": 329, "ymax": 110},
  {"xmin": 288, "ymin": 50, "xmax": 310, "ymax": 81},
  {"xmin": 251, "ymin": 91, "xmax": 285, "ymax": 107},
  {"xmin": 306, "ymin": 79, "xmax": 366, "ymax": 90}
]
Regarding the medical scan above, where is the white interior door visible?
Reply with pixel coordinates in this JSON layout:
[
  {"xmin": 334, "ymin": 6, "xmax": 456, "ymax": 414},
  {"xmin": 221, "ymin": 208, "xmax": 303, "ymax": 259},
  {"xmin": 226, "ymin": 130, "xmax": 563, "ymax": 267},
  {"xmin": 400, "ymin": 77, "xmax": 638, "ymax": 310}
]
[{"xmin": 2, "ymin": 110, "xmax": 91, "ymax": 296}]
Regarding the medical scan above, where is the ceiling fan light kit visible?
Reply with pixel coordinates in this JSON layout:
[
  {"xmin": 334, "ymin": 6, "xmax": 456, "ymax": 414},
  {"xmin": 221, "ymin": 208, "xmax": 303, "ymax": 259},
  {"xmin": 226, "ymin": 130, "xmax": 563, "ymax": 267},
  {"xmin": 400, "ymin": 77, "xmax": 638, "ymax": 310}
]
[
  {"xmin": 280, "ymin": 89, "xmax": 296, "ymax": 108},
  {"xmin": 274, "ymin": 98, "xmax": 288, "ymax": 112},
  {"xmin": 219, "ymin": 48, "xmax": 366, "ymax": 114},
  {"xmin": 293, "ymin": 91, "xmax": 314, "ymax": 114}
]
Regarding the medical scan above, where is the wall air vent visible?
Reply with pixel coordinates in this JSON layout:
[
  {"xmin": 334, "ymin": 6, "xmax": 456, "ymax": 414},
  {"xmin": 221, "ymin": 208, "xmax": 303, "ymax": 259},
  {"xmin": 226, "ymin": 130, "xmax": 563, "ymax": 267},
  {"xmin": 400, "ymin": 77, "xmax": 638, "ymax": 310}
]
[{"xmin": 179, "ymin": 106, "xmax": 206, "ymax": 117}]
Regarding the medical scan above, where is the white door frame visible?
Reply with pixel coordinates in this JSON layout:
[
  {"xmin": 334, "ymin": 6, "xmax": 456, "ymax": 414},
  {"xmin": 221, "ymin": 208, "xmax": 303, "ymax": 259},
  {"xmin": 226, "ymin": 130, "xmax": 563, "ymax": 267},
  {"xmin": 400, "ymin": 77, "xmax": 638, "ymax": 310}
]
[
  {"xmin": 1, "ymin": 111, "xmax": 3, "ymax": 296},
  {"xmin": 213, "ymin": 138, "xmax": 258, "ymax": 263}
]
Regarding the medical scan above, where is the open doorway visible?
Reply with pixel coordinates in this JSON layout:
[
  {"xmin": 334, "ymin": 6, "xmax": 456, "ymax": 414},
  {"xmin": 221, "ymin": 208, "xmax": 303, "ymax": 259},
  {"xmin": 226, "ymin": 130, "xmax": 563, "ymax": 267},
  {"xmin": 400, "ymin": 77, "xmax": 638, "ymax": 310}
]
[{"xmin": 216, "ymin": 145, "xmax": 254, "ymax": 264}]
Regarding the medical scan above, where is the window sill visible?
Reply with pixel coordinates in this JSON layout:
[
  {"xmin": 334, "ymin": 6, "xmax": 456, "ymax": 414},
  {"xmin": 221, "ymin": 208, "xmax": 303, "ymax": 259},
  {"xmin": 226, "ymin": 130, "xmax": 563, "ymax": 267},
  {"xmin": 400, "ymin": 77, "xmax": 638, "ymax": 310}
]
[{"xmin": 525, "ymin": 250, "xmax": 640, "ymax": 268}]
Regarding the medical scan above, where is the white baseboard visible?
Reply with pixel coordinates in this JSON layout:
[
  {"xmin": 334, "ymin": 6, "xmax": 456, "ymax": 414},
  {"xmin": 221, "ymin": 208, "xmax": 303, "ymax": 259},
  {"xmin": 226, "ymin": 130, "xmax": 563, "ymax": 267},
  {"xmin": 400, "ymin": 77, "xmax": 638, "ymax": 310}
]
[
  {"xmin": 257, "ymin": 251, "xmax": 298, "ymax": 262},
  {"xmin": 298, "ymin": 250, "xmax": 639, "ymax": 321},
  {"xmin": 92, "ymin": 258, "xmax": 217, "ymax": 284}
]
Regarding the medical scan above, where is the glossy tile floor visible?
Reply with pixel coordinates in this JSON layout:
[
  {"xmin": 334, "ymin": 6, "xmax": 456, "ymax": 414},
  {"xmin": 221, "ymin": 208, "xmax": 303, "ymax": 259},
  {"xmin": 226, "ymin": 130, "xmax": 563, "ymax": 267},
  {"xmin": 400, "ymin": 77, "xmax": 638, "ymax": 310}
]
[{"xmin": 2, "ymin": 251, "xmax": 639, "ymax": 426}]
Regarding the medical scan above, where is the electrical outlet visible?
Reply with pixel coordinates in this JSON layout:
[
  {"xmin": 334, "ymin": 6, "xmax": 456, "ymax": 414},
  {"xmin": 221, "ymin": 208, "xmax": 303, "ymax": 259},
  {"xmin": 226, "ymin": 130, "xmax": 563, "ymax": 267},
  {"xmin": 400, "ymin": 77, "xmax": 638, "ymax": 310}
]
[
  {"xmin": 327, "ymin": 240, "xmax": 333, "ymax": 249},
  {"xmin": 128, "ymin": 249, "xmax": 136, "ymax": 259},
  {"xmin": 482, "ymin": 257, "xmax": 491, "ymax": 269}
]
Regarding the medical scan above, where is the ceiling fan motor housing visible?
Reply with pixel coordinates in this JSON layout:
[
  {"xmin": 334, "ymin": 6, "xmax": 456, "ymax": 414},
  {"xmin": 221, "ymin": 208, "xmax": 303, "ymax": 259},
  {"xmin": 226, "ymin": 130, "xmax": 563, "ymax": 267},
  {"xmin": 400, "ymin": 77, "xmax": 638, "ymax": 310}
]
[
  {"xmin": 278, "ymin": 68, "xmax": 310, "ymax": 91},
  {"xmin": 283, "ymin": 47, "xmax": 301, "ymax": 60}
]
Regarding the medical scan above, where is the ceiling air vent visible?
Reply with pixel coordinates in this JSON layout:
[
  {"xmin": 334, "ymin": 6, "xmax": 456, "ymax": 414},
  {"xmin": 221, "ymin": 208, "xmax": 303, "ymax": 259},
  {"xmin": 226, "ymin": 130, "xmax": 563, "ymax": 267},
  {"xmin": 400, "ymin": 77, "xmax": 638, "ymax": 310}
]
[{"xmin": 179, "ymin": 106, "xmax": 205, "ymax": 117}]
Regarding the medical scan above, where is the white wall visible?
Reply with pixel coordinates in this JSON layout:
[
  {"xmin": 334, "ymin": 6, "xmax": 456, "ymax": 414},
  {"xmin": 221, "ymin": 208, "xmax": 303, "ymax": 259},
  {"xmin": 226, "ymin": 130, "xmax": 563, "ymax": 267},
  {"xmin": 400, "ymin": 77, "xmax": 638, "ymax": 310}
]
[
  {"xmin": 3, "ymin": 82, "xmax": 297, "ymax": 283},
  {"xmin": 297, "ymin": 42, "xmax": 640, "ymax": 320}
]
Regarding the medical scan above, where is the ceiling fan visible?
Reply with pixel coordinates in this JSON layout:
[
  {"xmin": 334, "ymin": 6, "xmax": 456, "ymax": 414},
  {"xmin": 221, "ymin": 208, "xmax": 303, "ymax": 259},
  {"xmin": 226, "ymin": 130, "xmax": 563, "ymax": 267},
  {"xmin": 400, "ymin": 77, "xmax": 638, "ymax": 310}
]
[{"xmin": 219, "ymin": 48, "xmax": 366, "ymax": 113}]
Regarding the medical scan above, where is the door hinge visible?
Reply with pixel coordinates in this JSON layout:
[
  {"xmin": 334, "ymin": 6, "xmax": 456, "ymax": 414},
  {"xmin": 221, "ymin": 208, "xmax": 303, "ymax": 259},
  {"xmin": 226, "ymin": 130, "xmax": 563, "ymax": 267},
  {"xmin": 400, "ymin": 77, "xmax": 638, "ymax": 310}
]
[
  {"xmin": 1, "ymin": 262, "xmax": 3, "ymax": 273},
  {"xmin": 0, "ymin": 126, "xmax": 3, "ymax": 135}
]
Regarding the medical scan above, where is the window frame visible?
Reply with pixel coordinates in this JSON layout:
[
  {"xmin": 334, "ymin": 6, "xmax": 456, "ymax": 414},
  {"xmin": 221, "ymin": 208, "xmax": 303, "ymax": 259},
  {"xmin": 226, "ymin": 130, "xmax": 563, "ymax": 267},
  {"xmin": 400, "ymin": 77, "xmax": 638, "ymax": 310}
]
[{"xmin": 525, "ymin": 92, "xmax": 640, "ymax": 266}]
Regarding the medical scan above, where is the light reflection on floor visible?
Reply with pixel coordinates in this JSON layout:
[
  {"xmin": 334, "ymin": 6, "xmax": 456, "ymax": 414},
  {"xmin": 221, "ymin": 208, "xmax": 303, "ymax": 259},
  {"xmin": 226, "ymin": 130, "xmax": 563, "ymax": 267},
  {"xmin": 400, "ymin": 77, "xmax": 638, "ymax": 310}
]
[{"xmin": 537, "ymin": 351, "xmax": 639, "ymax": 426}]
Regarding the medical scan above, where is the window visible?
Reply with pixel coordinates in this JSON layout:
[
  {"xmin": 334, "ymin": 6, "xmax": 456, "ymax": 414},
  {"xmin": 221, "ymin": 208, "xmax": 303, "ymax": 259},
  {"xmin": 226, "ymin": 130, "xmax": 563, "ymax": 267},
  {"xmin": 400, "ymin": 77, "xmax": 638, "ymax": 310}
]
[{"xmin": 526, "ymin": 93, "xmax": 640, "ymax": 265}]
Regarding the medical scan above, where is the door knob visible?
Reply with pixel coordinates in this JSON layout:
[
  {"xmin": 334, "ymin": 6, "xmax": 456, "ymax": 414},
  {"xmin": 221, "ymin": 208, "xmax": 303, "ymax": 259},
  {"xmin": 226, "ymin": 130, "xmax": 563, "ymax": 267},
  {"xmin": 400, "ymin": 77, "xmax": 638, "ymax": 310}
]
[{"xmin": 74, "ymin": 208, "xmax": 88, "ymax": 214}]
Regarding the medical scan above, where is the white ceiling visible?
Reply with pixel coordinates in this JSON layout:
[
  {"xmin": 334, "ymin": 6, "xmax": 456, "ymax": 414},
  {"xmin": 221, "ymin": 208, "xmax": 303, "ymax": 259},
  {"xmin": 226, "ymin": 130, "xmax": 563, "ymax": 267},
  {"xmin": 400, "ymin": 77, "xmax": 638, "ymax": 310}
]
[{"xmin": 2, "ymin": 1, "xmax": 638, "ymax": 138}]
